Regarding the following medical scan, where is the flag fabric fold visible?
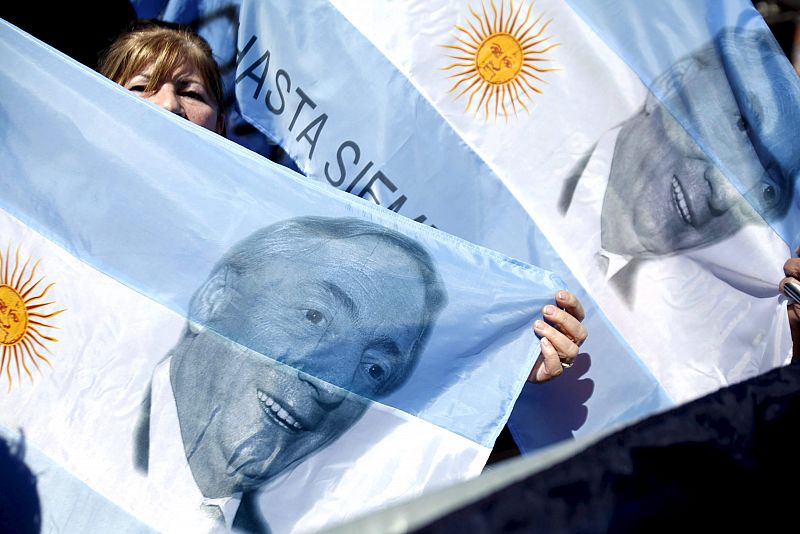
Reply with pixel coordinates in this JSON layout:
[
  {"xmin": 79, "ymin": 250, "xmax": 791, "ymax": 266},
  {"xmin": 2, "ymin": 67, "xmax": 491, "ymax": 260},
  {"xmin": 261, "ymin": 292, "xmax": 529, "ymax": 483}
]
[
  {"xmin": 233, "ymin": 0, "xmax": 675, "ymax": 452},
  {"xmin": 3, "ymin": 0, "xmax": 799, "ymax": 530},
  {"xmin": 229, "ymin": 0, "xmax": 796, "ymax": 446},
  {"xmin": 1, "ymin": 19, "xmax": 566, "ymax": 533}
]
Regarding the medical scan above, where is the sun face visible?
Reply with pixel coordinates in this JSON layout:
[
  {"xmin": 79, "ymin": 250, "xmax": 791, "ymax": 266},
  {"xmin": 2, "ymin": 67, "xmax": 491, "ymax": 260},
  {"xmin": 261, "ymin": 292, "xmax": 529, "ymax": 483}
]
[
  {"xmin": 442, "ymin": 0, "xmax": 559, "ymax": 121},
  {"xmin": 0, "ymin": 245, "xmax": 64, "ymax": 391}
]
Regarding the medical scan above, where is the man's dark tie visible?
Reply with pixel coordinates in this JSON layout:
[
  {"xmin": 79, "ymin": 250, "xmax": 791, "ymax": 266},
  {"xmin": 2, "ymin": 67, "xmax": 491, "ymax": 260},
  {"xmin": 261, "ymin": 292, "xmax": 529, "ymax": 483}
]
[{"xmin": 232, "ymin": 491, "xmax": 271, "ymax": 534}]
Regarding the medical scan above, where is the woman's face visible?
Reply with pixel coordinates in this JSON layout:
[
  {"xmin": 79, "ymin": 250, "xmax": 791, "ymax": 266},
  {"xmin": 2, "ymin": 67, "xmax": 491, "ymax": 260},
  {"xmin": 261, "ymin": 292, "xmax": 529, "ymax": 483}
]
[{"xmin": 123, "ymin": 61, "xmax": 222, "ymax": 133}]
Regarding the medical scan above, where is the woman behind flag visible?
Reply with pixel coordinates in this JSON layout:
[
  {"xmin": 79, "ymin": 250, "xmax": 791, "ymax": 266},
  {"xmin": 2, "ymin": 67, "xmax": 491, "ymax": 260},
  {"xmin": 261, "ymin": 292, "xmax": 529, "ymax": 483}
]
[
  {"xmin": 95, "ymin": 19, "xmax": 590, "ymax": 385},
  {"xmin": 98, "ymin": 19, "xmax": 225, "ymax": 135}
]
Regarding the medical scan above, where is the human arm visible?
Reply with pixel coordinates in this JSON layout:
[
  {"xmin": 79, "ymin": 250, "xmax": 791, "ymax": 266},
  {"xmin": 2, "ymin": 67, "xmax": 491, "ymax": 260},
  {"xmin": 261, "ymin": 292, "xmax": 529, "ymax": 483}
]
[
  {"xmin": 529, "ymin": 290, "xmax": 588, "ymax": 383},
  {"xmin": 780, "ymin": 250, "xmax": 800, "ymax": 363}
]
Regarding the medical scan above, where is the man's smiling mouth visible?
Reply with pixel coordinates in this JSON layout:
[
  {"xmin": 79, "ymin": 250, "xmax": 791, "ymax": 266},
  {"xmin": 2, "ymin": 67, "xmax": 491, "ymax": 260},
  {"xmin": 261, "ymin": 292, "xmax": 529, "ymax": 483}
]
[
  {"xmin": 257, "ymin": 389, "xmax": 304, "ymax": 432},
  {"xmin": 671, "ymin": 176, "xmax": 693, "ymax": 225}
]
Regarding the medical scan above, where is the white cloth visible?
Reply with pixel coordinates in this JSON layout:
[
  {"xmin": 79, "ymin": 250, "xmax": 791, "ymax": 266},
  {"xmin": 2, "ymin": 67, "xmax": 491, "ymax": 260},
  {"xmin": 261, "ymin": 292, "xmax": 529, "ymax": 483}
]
[
  {"xmin": 146, "ymin": 358, "xmax": 242, "ymax": 533},
  {"xmin": 564, "ymin": 126, "xmax": 632, "ymax": 281},
  {"xmin": 559, "ymin": 124, "xmax": 792, "ymax": 403}
]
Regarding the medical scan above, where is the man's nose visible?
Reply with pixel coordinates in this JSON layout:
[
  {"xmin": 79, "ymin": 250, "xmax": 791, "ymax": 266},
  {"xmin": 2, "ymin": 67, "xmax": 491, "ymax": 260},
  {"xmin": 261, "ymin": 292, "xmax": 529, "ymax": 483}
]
[
  {"xmin": 146, "ymin": 85, "xmax": 186, "ymax": 118},
  {"xmin": 296, "ymin": 341, "xmax": 362, "ymax": 410},
  {"xmin": 705, "ymin": 164, "xmax": 741, "ymax": 215},
  {"xmin": 300, "ymin": 373, "xmax": 349, "ymax": 411}
]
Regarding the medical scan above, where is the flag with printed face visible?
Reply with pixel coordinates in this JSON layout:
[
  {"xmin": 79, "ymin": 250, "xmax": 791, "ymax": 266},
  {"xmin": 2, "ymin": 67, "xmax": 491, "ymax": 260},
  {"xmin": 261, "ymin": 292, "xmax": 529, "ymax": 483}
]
[
  {"xmin": 135, "ymin": 0, "xmax": 799, "ymax": 453},
  {"xmin": 0, "ymin": 19, "xmax": 575, "ymax": 533}
]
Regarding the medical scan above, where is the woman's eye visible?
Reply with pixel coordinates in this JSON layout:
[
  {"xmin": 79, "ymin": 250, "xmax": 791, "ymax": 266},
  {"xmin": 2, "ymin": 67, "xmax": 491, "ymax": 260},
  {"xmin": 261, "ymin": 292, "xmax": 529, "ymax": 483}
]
[
  {"xmin": 182, "ymin": 90, "xmax": 204, "ymax": 101},
  {"xmin": 128, "ymin": 85, "xmax": 146, "ymax": 92},
  {"xmin": 305, "ymin": 309, "xmax": 324, "ymax": 325}
]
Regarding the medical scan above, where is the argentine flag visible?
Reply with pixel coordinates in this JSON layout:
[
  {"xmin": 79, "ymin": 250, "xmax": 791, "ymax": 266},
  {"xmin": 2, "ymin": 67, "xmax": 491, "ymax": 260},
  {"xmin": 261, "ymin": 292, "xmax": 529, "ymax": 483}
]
[
  {"xmin": 225, "ymin": 0, "xmax": 797, "ymax": 452},
  {"xmin": 1, "ymin": 17, "xmax": 569, "ymax": 533}
]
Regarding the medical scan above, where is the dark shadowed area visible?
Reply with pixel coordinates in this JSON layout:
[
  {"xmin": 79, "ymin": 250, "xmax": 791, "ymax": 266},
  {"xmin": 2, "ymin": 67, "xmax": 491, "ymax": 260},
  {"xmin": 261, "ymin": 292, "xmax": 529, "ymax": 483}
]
[{"xmin": 0, "ymin": 434, "xmax": 41, "ymax": 534}]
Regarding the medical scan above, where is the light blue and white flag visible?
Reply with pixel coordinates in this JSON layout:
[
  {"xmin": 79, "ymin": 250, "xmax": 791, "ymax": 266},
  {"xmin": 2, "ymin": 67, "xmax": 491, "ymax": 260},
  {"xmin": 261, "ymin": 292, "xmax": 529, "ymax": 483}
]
[
  {"xmin": 0, "ymin": 19, "xmax": 571, "ymax": 533},
  {"xmin": 221, "ymin": 0, "xmax": 797, "ymax": 451},
  {"xmin": 133, "ymin": 0, "xmax": 678, "ymax": 457}
]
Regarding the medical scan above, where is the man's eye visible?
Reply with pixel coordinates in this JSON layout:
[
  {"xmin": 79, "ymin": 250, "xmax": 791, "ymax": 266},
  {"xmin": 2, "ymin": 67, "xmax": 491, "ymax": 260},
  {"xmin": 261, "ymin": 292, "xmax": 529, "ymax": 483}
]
[
  {"xmin": 762, "ymin": 183, "xmax": 776, "ymax": 204},
  {"xmin": 759, "ymin": 181, "xmax": 780, "ymax": 211},
  {"xmin": 305, "ymin": 309, "xmax": 325, "ymax": 325},
  {"xmin": 9, "ymin": 312, "xmax": 17, "ymax": 322},
  {"xmin": 361, "ymin": 355, "xmax": 393, "ymax": 387},
  {"xmin": 736, "ymin": 115, "xmax": 748, "ymax": 132},
  {"xmin": 365, "ymin": 363, "xmax": 386, "ymax": 382},
  {"xmin": 755, "ymin": 167, "xmax": 783, "ymax": 211}
]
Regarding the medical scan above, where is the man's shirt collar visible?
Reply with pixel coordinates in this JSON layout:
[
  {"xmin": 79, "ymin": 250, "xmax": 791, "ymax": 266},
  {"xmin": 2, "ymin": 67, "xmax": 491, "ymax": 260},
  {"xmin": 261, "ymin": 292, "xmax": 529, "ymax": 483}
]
[
  {"xmin": 149, "ymin": 358, "xmax": 242, "ymax": 531},
  {"xmin": 567, "ymin": 126, "xmax": 632, "ymax": 280}
]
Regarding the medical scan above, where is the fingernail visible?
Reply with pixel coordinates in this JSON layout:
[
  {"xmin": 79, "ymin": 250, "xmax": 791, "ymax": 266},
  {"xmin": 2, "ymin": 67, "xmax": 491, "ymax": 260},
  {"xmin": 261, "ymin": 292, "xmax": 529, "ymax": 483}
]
[
  {"xmin": 543, "ymin": 305, "xmax": 555, "ymax": 315},
  {"xmin": 541, "ymin": 337, "xmax": 551, "ymax": 347},
  {"xmin": 557, "ymin": 291, "xmax": 565, "ymax": 301},
  {"xmin": 533, "ymin": 320, "xmax": 544, "ymax": 330}
]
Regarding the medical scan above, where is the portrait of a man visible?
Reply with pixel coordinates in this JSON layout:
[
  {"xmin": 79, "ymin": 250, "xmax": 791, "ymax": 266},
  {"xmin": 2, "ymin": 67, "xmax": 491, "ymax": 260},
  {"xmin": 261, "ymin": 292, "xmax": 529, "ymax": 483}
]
[
  {"xmin": 133, "ymin": 216, "xmax": 447, "ymax": 530},
  {"xmin": 559, "ymin": 27, "xmax": 797, "ymax": 303}
]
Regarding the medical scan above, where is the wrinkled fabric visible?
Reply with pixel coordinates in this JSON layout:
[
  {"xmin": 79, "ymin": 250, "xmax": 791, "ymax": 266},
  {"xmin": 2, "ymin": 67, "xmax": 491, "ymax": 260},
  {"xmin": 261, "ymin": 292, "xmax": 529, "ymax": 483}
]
[{"xmin": 0, "ymin": 20, "xmax": 565, "ymax": 533}]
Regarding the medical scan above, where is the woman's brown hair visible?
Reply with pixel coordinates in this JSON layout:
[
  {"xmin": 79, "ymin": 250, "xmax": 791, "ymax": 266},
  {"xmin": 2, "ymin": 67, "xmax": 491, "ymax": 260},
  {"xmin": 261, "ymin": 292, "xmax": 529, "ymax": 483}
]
[{"xmin": 98, "ymin": 20, "xmax": 225, "ymax": 118}]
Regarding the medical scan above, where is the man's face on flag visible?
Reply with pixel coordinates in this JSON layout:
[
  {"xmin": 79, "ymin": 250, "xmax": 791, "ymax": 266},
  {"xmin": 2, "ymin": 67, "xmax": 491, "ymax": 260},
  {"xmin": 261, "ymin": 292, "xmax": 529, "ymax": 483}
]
[
  {"xmin": 168, "ymin": 233, "xmax": 429, "ymax": 497},
  {"xmin": 601, "ymin": 47, "xmax": 777, "ymax": 257}
]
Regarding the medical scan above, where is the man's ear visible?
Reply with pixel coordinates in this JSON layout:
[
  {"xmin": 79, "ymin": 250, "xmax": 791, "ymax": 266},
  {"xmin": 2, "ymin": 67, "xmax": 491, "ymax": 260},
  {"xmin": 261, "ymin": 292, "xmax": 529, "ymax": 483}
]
[
  {"xmin": 188, "ymin": 266, "xmax": 232, "ymax": 334},
  {"xmin": 643, "ymin": 90, "xmax": 659, "ymax": 116}
]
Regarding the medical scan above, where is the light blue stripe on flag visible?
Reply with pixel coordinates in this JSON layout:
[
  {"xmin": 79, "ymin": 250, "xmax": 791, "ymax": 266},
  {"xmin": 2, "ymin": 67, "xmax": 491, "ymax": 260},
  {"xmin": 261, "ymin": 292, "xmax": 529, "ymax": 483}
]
[
  {"xmin": 234, "ymin": 0, "xmax": 673, "ymax": 451},
  {"xmin": 567, "ymin": 0, "xmax": 800, "ymax": 248},
  {"xmin": 1, "ymin": 18, "xmax": 571, "ymax": 447},
  {"xmin": 0, "ymin": 425, "xmax": 156, "ymax": 534}
]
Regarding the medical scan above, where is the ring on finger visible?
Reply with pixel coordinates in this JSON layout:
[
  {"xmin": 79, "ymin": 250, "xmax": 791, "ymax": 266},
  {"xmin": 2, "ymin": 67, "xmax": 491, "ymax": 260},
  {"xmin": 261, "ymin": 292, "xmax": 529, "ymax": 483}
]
[{"xmin": 560, "ymin": 360, "xmax": 574, "ymax": 369}]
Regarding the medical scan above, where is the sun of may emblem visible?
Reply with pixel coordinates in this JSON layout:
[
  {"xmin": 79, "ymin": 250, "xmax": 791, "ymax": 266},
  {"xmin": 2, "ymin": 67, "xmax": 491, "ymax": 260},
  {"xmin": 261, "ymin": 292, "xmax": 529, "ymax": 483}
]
[
  {"xmin": 0, "ymin": 245, "xmax": 64, "ymax": 391},
  {"xmin": 442, "ymin": 0, "xmax": 559, "ymax": 121}
]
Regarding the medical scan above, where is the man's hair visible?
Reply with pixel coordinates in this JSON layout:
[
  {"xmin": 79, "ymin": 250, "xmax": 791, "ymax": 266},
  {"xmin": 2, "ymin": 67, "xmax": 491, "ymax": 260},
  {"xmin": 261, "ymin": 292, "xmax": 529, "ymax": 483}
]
[
  {"xmin": 98, "ymin": 19, "xmax": 225, "ymax": 116},
  {"xmin": 204, "ymin": 216, "xmax": 448, "ymax": 395},
  {"xmin": 646, "ymin": 28, "xmax": 795, "ymax": 221}
]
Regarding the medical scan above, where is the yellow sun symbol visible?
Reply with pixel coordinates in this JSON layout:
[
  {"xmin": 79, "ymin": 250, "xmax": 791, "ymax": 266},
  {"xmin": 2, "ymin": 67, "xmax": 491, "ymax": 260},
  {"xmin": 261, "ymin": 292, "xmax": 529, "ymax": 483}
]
[
  {"xmin": 442, "ymin": 0, "xmax": 559, "ymax": 121},
  {"xmin": 0, "ymin": 245, "xmax": 65, "ymax": 391}
]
